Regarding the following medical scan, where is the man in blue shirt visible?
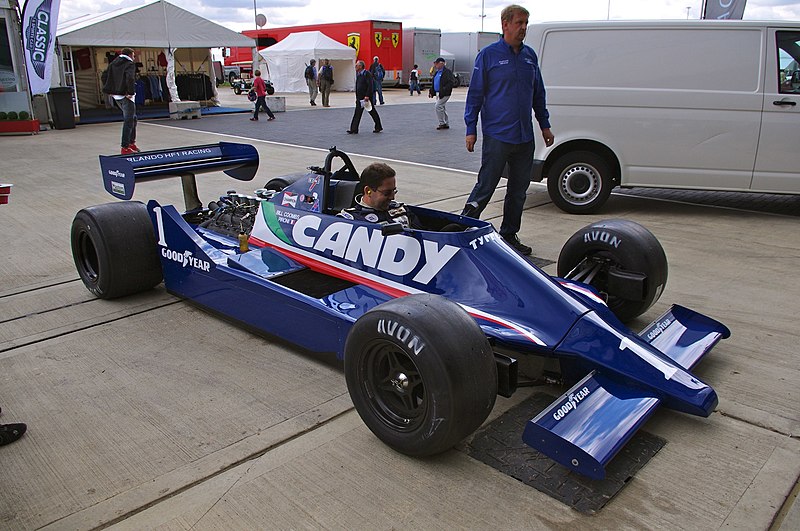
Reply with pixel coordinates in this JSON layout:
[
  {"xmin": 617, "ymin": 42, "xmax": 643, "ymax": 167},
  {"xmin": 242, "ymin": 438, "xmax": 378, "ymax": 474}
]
[
  {"xmin": 462, "ymin": 4, "xmax": 554, "ymax": 255},
  {"xmin": 429, "ymin": 57, "xmax": 456, "ymax": 130}
]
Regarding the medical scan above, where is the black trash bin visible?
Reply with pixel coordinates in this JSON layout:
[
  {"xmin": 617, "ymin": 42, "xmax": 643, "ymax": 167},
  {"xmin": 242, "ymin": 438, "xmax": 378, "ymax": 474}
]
[{"xmin": 48, "ymin": 87, "xmax": 76, "ymax": 129}]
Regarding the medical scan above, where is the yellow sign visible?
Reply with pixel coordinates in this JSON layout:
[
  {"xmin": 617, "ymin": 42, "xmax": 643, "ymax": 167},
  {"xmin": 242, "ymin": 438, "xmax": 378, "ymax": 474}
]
[
  {"xmin": 391, "ymin": 32, "xmax": 399, "ymax": 48},
  {"xmin": 347, "ymin": 33, "xmax": 360, "ymax": 55},
  {"xmin": 374, "ymin": 32, "xmax": 383, "ymax": 48}
]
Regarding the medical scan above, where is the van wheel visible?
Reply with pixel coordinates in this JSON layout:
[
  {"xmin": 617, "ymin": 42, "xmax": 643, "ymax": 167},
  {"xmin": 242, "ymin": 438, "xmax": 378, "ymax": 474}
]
[
  {"xmin": 344, "ymin": 294, "xmax": 497, "ymax": 456},
  {"xmin": 71, "ymin": 202, "xmax": 162, "ymax": 299},
  {"xmin": 558, "ymin": 219, "xmax": 667, "ymax": 321},
  {"xmin": 548, "ymin": 151, "xmax": 613, "ymax": 214}
]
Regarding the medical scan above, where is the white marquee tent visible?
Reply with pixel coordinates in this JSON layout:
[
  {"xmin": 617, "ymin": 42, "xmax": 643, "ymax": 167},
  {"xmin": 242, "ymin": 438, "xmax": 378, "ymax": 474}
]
[
  {"xmin": 259, "ymin": 31, "xmax": 356, "ymax": 93},
  {"xmin": 55, "ymin": 0, "xmax": 255, "ymax": 114},
  {"xmin": 57, "ymin": 0, "xmax": 255, "ymax": 49}
]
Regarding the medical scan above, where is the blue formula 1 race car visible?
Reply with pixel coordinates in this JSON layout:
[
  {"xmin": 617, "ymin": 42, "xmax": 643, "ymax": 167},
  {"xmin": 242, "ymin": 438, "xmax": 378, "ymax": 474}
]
[{"xmin": 71, "ymin": 143, "xmax": 729, "ymax": 480}]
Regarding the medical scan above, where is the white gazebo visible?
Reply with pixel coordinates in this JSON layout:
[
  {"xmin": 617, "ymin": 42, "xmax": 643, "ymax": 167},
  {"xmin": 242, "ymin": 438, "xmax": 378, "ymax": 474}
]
[{"xmin": 260, "ymin": 31, "xmax": 356, "ymax": 93}]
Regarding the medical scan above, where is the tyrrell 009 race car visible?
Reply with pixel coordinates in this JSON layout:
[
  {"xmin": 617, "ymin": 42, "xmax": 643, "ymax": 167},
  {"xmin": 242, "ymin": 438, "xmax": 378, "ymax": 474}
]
[{"xmin": 71, "ymin": 143, "xmax": 729, "ymax": 480}]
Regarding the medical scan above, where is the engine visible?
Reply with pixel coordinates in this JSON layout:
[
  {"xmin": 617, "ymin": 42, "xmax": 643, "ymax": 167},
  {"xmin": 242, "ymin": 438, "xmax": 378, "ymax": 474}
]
[{"xmin": 197, "ymin": 189, "xmax": 275, "ymax": 239}]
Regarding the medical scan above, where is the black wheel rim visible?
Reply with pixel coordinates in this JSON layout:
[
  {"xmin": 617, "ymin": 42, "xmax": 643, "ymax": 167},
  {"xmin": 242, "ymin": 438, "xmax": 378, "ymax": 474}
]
[
  {"xmin": 360, "ymin": 339, "xmax": 426, "ymax": 432},
  {"xmin": 77, "ymin": 231, "xmax": 100, "ymax": 284}
]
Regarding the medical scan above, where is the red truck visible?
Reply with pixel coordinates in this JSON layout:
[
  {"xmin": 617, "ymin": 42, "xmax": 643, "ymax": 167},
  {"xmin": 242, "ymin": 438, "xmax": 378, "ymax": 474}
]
[{"xmin": 223, "ymin": 20, "xmax": 404, "ymax": 86}]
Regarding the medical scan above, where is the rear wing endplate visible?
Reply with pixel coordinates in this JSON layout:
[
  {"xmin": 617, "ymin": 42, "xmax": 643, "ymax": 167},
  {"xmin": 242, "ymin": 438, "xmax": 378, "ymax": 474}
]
[{"xmin": 99, "ymin": 142, "xmax": 258, "ymax": 210}]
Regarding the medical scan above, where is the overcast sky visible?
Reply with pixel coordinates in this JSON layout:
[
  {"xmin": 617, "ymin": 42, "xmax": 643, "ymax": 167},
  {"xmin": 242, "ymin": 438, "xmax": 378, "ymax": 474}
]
[{"xmin": 59, "ymin": 0, "xmax": 800, "ymax": 34}]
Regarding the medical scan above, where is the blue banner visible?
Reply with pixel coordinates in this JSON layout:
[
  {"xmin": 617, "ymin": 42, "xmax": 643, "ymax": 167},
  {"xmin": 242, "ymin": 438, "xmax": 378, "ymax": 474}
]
[{"xmin": 22, "ymin": 0, "xmax": 61, "ymax": 95}]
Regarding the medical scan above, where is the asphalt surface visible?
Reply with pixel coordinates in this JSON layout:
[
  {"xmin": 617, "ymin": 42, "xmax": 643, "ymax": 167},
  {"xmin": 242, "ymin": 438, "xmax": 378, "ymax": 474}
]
[{"xmin": 0, "ymin": 89, "xmax": 798, "ymax": 530}]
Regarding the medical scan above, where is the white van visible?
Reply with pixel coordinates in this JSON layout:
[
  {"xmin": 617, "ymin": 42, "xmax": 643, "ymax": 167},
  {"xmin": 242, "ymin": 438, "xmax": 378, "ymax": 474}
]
[{"xmin": 525, "ymin": 21, "xmax": 800, "ymax": 213}]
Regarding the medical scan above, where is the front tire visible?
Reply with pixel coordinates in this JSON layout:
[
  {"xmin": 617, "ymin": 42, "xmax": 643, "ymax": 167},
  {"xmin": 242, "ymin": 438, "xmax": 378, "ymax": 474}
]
[
  {"xmin": 345, "ymin": 294, "xmax": 497, "ymax": 456},
  {"xmin": 71, "ymin": 202, "xmax": 162, "ymax": 299},
  {"xmin": 233, "ymin": 86, "xmax": 242, "ymax": 95},
  {"xmin": 558, "ymin": 219, "xmax": 667, "ymax": 321},
  {"xmin": 548, "ymin": 151, "xmax": 613, "ymax": 214}
]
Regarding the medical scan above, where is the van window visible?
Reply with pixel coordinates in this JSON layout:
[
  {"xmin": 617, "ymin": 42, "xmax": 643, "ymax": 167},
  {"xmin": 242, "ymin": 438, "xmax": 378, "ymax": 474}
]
[
  {"xmin": 541, "ymin": 28, "xmax": 762, "ymax": 92},
  {"xmin": 777, "ymin": 32, "xmax": 800, "ymax": 94}
]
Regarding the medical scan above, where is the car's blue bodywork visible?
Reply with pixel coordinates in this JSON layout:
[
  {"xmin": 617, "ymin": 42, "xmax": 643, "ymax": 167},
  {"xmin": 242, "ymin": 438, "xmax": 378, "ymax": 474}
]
[{"xmin": 99, "ymin": 143, "xmax": 730, "ymax": 480}]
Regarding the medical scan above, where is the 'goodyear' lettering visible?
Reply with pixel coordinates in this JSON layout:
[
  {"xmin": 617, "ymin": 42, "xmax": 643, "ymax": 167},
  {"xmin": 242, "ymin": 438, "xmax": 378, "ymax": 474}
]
[
  {"xmin": 646, "ymin": 316, "xmax": 674, "ymax": 341},
  {"xmin": 552, "ymin": 386, "xmax": 591, "ymax": 421},
  {"xmin": 161, "ymin": 247, "xmax": 211, "ymax": 272}
]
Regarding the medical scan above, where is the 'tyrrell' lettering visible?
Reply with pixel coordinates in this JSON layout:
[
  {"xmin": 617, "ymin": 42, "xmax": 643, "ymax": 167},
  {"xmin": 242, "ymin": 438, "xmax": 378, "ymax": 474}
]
[
  {"xmin": 583, "ymin": 230, "xmax": 621, "ymax": 248},
  {"xmin": 292, "ymin": 216, "xmax": 459, "ymax": 284},
  {"xmin": 468, "ymin": 232, "xmax": 501, "ymax": 250},
  {"xmin": 377, "ymin": 319, "xmax": 425, "ymax": 355}
]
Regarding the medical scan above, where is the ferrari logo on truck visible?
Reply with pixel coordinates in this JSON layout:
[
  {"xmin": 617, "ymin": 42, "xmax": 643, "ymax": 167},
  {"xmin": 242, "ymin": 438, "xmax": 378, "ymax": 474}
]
[
  {"xmin": 392, "ymin": 33, "xmax": 399, "ymax": 48},
  {"xmin": 347, "ymin": 33, "xmax": 360, "ymax": 55},
  {"xmin": 374, "ymin": 32, "xmax": 382, "ymax": 47}
]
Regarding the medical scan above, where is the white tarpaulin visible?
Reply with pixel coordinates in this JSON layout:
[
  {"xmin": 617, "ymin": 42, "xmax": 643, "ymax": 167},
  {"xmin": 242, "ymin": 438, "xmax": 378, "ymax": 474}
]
[
  {"xmin": 56, "ymin": 0, "xmax": 255, "ymax": 48},
  {"xmin": 259, "ymin": 31, "xmax": 356, "ymax": 93}
]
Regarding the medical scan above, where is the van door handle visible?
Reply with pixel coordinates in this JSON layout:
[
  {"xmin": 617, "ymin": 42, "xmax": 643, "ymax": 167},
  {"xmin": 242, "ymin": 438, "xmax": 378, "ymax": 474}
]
[{"xmin": 773, "ymin": 100, "xmax": 797, "ymax": 106}]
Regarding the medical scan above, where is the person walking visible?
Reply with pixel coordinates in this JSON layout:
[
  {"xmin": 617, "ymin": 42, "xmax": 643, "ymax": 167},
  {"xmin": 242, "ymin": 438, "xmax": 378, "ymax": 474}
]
[
  {"xmin": 304, "ymin": 59, "xmax": 318, "ymax": 106},
  {"xmin": 369, "ymin": 56, "xmax": 386, "ymax": 105},
  {"xmin": 462, "ymin": 5, "xmax": 555, "ymax": 256},
  {"xmin": 429, "ymin": 57, "xmax": 455, "ymax": 130},
  {"xmin": 409, "ymin": 64, "xmax": 421, "ymax": 95},
  {"xmin": 347, "ymin": 60, "xmax": 383, "ymax": 134},
  {"xmin": 319, "ymin": 59, "xmax": 334, "ymax": 107},
  {"xmin": 102, "ymin": 47, "xmax": 139, "ymax": 154},
  {"xmin": 249, "ymin": 70, "xmax": 275, "ymax": 121}
]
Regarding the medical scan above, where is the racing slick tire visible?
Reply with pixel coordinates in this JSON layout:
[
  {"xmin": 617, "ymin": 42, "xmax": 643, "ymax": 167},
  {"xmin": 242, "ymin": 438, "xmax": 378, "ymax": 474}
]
[
  {"xmin": 547, "ymin": 150, "xmax": 613, "ymax": 214},
  {"xmin": 71, "ymin": 201, "xmax": 162, "ymax": 299},
  {"xmin": 558, "ymin": 219, "xmax": 668, "ymax": 322},
  {"xmin": 344, "ymin": 294, "xmax": 497, "ymax": 456}
]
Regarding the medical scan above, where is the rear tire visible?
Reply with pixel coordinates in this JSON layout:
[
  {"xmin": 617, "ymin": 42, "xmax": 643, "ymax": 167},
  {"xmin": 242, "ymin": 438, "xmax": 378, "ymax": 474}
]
[
  {"xmin": 548, "ymin": 151, "xmax": 613, "ymax": 214},
  {"xmin": 558, "ymin": 219, "xmax": 667, "ymax": 321},
  {"xmin": 345, "ymin": 294, "xmax": 497, "ymax": 456},
  {"xmin": 71, "ymin": 202, "xmax": 162, "ymax": 299}
]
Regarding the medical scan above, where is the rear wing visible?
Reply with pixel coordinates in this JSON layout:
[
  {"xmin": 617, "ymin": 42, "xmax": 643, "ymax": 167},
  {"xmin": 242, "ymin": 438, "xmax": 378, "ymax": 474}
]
[{"xmin": 99, "ymin": 143, "xmax": 258, "ymax": 210}]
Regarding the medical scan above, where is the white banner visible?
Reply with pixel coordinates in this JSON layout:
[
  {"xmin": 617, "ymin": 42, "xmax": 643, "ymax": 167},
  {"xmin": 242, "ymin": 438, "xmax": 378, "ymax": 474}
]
[
  {"xmin": 21, "ymin": 0, "xmax": 62, "ymax": 95},
  {"xmin": 702, "ymin": 0, "xmax": 747, "ymax": 19}
]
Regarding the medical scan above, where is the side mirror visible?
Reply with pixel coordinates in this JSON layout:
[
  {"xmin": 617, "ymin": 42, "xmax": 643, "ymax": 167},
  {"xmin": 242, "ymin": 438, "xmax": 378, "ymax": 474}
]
[{"xmin": 381, "ymin": 222, "xmax": 404, "ymax": 236}]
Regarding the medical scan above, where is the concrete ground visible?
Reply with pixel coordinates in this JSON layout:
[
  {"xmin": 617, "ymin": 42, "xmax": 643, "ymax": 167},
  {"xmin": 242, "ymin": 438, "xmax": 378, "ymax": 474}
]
[{"xmin": 0, "ymin": 88, "xmax": 798, "ymax": 530}]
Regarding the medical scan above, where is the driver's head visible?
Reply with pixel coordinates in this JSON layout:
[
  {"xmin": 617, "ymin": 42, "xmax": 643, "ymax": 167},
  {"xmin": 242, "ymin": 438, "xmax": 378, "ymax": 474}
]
[{"xmin": 360, "ymin": 163, "xmax": 397, "ymax": 211}]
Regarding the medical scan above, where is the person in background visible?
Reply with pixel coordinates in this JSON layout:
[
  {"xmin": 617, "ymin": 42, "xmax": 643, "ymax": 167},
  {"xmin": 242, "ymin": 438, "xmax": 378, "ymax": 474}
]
[
  {"xmin": 249, "ymin": 70, "xmax": 275, "ymax": 122},
  {"xmin": 319, "ymin": 59, "xmax": 334, "ymax": 107},
  {"xmin": 429, "ymin": 57, "xmax": 456, "ymax": 130},
  {"xmin": 304, "ymin": 59, "xmax": 318, "ymax": 106},
  {"xmin": 347, "ymin": 60, "xmax": 383, "ymax": 134},
  {"xmin": 462, "ymin": 4, "xmax": 555, "ymax": 256},
  {"xmin": 369, "ymin": 56, "xmax": 386, "ymax": 105},
  {"xmin": 102, "ymin": 47, "xmax": 139, "ymax": 154},
  {"xmin": 409, "ymin": 64, "xmax": 421, "ymax": 95}
]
